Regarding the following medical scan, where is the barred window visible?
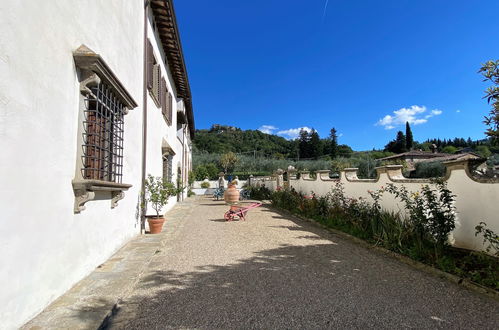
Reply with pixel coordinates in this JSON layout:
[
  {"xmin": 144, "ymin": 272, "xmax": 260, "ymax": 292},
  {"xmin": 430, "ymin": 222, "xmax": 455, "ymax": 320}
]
[
  {"xmin": 82, "ymin": 83, "xmax": 125, "ymax": 183},
  {"xmin": 162, "ymin": 153, "xmax": 173, "ymax": 183},
  {"xmin": 72, "ymin": 45, "xmax": 137, "ymax": 213}
]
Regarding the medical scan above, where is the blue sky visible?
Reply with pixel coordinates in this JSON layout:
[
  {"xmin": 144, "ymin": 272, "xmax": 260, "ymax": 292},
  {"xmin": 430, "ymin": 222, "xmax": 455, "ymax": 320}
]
[{"xmin": 175, "ymin": 0, "xmax": 499, "ymax": 150}]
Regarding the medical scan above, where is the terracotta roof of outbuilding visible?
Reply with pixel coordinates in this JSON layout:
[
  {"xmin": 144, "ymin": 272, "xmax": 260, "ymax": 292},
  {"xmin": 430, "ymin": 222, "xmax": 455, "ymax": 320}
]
[
  {"xmin": 151, "ymin": 0, "xmax": 194, "ymax": 138},
  {"xmin": 378, "ymin": 151, "xmax": 451, "ymax": 161},
  {"xmin": 420, "ymin": 152, "xmax": 484, "ymax": 163}
]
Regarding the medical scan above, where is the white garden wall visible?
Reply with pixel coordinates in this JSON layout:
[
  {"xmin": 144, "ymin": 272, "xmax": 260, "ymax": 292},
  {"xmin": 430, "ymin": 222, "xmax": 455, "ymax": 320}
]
[
  {"xmin": 251, "ymin": 160, "xmax": 499, "ymax": 253},
  {"xmin": 191, "ymin": 178, "xmax": 251, "ymax": 196}
]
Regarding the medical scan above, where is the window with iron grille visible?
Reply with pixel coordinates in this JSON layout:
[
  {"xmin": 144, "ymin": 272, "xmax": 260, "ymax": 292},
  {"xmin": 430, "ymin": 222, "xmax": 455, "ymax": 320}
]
[
  {"xmin": 82, "ymin": 83, "xmax": 125, "ymax": 183},
  {"xmin": 72, "ymin": 44, "xmax": 137, "ymax": 213},
  {"xmin": 162, "ymin": 153, "xmax": 173, "ymax": 183}
]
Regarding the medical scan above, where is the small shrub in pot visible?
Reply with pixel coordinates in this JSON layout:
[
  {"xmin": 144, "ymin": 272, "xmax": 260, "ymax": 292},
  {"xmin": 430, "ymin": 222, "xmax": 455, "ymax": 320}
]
[{"xmin": 144, "ymin": 174, "xmax": 179, "ymax": 234}]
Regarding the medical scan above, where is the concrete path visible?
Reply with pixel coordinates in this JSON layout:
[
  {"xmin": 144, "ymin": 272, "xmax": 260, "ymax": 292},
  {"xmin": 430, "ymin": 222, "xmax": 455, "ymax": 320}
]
[
  {"xmin": 106, "ymin": 196, "xmax": 498, "ymax": 329},
  {"xmin": 26, "ymin": 196, "xmax": 498, "ymax": 329}
]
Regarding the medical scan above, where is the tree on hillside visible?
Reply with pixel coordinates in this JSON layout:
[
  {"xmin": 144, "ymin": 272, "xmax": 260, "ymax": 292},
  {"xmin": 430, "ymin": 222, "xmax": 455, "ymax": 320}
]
[
  {"xmin": 395, "ymin": 131, "xmax": 407, "ymax": 153},
  {"xmin": 298, "ymin": 129, "xmax": 311, "ymax": 159},
  {"xmin": 337, "ymin": 144, "xmax": 353, "ymax": 158},
  {"xmin": 475, "ymin": 145, "xmax": 492, "ymax": 158},
  {"xmin": 329, "ymin": 128, "xmax": 339, "ymax": 159},
  {"xmin": 219, "ymin": 152, "xmax": 238, "ymax": 174},
  {"xmin": 309, "ymin": 129, "xmax": 322, "ymax": 159},
  {"xmin": 384, "ymin": 131, "xmax": 407, "ymax": 154},
  {"xmin": 479, "ymin": 60, "xmax": 499, "ymax": 145},
  {"xmin": 442, "ymin": 146, "xmax": 458, "ymax": 154},
  {"xmin": 405, "ymin": 122, "xmax": 414, "ymax": 150}
]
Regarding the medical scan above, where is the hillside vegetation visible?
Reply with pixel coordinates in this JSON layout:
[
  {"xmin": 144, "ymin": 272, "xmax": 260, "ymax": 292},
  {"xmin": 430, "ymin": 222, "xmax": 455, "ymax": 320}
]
[
  {"xmin": 191, "ymin": 124, "xmax": 498, "ymax": 181},
  {"xmin": 193, "ymin": 125, "xmax": 294, "ymax": 156}
]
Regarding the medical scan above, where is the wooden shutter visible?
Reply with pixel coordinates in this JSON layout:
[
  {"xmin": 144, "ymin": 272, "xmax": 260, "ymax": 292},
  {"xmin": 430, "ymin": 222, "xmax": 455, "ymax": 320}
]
[
  {"xmin": 152, "ymin": 64, "xmax": 161, "ymax": 105},
  {"xmin": 146, "ymin": 40, "xmax": 154, "ymax": 90},
  {"xmin": 160, "ymin": 78, "xmax": 167, "ymax": 120},
  {"xmin": 168, "ymin": 93, "xmax": 173, "ymax": 125}
]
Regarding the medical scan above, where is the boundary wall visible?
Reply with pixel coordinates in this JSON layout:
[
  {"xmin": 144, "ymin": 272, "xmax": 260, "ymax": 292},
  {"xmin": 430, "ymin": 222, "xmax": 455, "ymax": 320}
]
[{"xmin": 251, "ymin": 160, "xmax": 499, "ymax": 252}]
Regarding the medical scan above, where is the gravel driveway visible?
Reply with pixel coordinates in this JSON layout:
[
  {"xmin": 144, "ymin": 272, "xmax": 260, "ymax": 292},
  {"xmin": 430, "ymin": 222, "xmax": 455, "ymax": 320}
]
[{"xmin": 106, "ymin": 196, "xmax": 499, "ymax": 329}]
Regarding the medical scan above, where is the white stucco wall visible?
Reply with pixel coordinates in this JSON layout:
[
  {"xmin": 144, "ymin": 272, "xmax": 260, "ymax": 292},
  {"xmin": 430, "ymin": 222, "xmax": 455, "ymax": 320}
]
[
  {"xmin": 0, "ymin": 2, "xmax": 192, "ymax": 328},
  {"xmin": 192, "ymin": 179, "xmax": 248, "ymax": 189},
  {"xmin": 251, "ymin": 162, "xmax": 499, "ymax": 253},
  {"xmin": 144, "ymin": 13, "xmax": 191, "ymax": 214}
]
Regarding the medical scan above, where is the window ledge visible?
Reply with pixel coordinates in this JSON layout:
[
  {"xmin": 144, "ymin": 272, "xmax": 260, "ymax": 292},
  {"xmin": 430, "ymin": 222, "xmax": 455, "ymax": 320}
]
[{"xmin": 72, "ymin": 179, "xmax": 132, "ymax": 213}]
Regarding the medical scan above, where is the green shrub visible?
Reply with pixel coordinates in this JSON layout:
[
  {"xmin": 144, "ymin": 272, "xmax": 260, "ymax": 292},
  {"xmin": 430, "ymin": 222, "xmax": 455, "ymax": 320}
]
[
  {"xmin": 385, "ymin": 182, "xmax": 457, "ymax": 256},
  {"xmin": 200, "ymin": 181, "xmax": 210, "ymax": 189},
  {"xmin": 475, "ymin": 145, "xmax": 492, "ymax": 158},
  {"xmin": 442, "ymin": 146, "xmax": 458, "ymax": 154},
  {"xmin": 411, "ymin": 161, "xmax": 446, "ymax": 178},
  {"xmin": 475, "ymin": 222, "xmax": 499, "ymax": 256},
  {"xmin": 247, "ymin": 185, "xmax": 272, "ymax": 200},
  {"xmin": 188, "ymin": 171, "xmax": 195, "ymax": 185}
]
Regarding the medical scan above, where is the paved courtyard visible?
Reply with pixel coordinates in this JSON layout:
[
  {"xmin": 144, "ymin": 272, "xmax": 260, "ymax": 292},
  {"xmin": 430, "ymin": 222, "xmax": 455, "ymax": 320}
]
[{"xmin": 105, "ymin": 196, "xmax": 498, "ymax": 329}]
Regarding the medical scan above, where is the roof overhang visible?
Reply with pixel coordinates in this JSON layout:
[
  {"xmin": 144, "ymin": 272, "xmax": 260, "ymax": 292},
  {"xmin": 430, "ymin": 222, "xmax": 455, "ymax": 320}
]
[{"xmin": 151, "ymin": 0, "xmax": 195, "ymax": 138}]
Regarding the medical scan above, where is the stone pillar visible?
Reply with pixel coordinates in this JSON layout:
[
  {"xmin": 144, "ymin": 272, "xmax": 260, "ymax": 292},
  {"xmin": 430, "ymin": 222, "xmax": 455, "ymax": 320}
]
[
  {"xmin": 275, "ymin": 168, "xmax": 284, "ymax": 189},
  {"xmin": 218, "ymin": 172, "xmax": 226, "ymax": 189}
]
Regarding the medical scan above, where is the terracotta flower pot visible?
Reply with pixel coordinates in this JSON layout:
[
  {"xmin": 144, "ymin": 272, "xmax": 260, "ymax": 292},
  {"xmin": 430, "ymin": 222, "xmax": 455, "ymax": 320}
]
[
  {"xmin": 147, "ymin": 216, "xmax": 165, "ymax": 234},
  {"xmin": 224, "ymin": 184, "xmax": 240, "ymax": 204}
]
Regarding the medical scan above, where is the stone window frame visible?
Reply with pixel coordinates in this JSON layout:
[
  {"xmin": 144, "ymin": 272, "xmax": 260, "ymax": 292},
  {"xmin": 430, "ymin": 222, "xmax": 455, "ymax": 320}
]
[{"xmin": 72, "ymin": 45, "xmax": 137, "ymax": 213}]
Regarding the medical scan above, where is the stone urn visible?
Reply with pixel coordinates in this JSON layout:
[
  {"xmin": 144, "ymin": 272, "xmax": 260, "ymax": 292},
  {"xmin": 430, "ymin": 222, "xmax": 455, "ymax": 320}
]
[{"xmin": 224, "ymin": 183, "xmax": 240, "ymax": 204}]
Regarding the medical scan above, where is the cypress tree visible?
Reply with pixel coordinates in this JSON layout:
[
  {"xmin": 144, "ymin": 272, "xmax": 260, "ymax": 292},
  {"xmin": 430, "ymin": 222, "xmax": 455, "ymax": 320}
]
[
  {"xmin": 309, "ymin": 129, "xmax": 321, "ymax": 159},
  {"xmin": 395, "ymin": 131, "xmax": 407, "ymax": 153},
  {"xmin": 405, "ymin": 121, "xmax": 413, "ymax": 150},
  {"xmin": 329, "ymin": 128, "xmax": 338, "ymax": 159},
  {"xmin": 298, "ymin": 128, "xmax": 310, "ymax": 159}
]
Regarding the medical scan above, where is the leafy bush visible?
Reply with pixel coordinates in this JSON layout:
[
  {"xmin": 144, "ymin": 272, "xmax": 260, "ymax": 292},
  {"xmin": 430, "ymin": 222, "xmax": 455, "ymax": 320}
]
[
  {"xmin": 188, "ymin": 171, "xmax": 195, "ymax": 186},
  {"xmin": 442, "ymin": 146, "xmax": 458, "ymax": 154},
  {"xmin": 475, "ymin": 145, "xmax": 492, "ymax": 158},
  {"xmin": 247, "ymin": 185, "xmax": 272, "ymax": 200},
  {"xmin": 411, "ymin": 161, "xmax": 446, "ymax": 178},
  {"xmin": 200, "ymin": 181, "xmax": 210, "ymax": 189},
  {"xmin": 475, "ymin": 222, "xmax": 499, "ymax": 256},
  {"xmin": 385, "ymin": 182, "xmax": 457, "ymax": 255},
  {"xmin": 271, "ymin": 188, "xmax": 302, "ymax": 213}
]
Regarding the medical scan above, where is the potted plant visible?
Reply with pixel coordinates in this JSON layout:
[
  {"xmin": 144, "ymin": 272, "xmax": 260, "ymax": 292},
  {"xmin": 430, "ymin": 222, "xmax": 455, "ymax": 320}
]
[{"xmin": 144, "ymin": 174, "xmax": 178, "ymax": 234}]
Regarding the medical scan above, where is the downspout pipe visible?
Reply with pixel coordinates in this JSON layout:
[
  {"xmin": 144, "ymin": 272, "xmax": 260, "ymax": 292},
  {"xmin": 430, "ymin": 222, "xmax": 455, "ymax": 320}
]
[{"xmin": 140, "ymin": 0, "xmax": 151, "ymax": 234}]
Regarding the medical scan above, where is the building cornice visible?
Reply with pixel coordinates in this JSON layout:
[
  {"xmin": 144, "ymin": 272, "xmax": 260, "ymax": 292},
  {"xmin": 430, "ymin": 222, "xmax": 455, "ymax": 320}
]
[{"xmin": 151, "ymin": 0, "xmax": 195, "ymax": 138}]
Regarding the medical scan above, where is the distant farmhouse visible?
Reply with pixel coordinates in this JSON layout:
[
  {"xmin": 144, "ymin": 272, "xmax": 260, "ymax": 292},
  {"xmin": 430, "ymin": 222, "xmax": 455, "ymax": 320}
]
[
  {"xmin": 0, "ymin": 1, "xmax": 194, "ymax": 328},
  {"xmin": 378, "ymin": 150, "xmax": 484, "ymax": 171}
]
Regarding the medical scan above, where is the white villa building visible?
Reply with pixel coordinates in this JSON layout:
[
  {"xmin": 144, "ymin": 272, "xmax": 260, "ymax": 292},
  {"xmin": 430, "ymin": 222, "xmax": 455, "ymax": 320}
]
[{"xmin": 0, "ymin": 1, "xmax": 194, "ymax": 328}]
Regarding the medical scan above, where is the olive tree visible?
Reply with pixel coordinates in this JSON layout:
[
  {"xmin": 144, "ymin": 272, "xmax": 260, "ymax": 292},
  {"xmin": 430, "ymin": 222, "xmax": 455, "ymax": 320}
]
[{"xmin": 219, "ymin": 152, "xmax": 238, "ymax": 174}]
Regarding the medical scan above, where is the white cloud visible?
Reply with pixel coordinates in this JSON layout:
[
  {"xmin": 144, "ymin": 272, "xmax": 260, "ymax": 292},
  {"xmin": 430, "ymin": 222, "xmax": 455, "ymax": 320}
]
[
  {"xmin": 456, "ymin": 109, "xmax": 461, "ymax": 113},
  {"xmin": 277, "ymin": 126, "xmax": 312, "ymax": 139},
  {"xmin": 376, "ymin": 105, "xmax": 443, "ymax": 130},
  {"xmin": 425, "ymin": 109, "xmax": 442, "ymax": 118},
  {"xmin": 258, "ymin": 125, "xmax": 278, "ymax": 134}
]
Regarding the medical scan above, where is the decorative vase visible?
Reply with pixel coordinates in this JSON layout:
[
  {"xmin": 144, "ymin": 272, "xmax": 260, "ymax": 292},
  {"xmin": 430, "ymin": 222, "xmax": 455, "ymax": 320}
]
[
  {"xmin": 147, "ymin": 216, "xmax": 165, "ymax": 234},
  {"xmin": 224, "ymin": 184, "xmax": 240, "ymax": 204}
]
